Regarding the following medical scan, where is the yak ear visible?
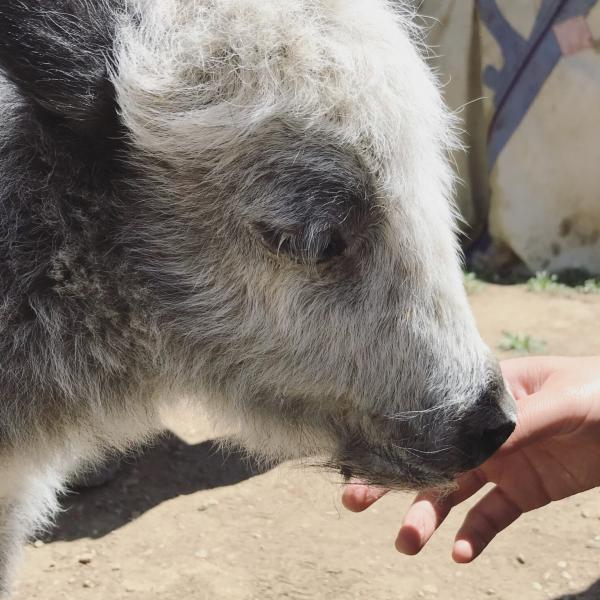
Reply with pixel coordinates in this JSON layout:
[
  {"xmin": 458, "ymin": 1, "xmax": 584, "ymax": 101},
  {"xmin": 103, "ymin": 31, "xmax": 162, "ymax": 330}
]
[{"xmin": 0, "ymin": 1, "xmax": 121, "ymax": 135}]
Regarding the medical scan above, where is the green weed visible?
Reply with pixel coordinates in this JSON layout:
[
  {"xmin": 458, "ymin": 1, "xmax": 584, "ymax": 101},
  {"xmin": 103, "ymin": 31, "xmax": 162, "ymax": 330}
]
[
  {"xmin": 498, "ymin": 331, "xmax": 546, "ymax": 354},
  {"xmin": 526, "ymin": 271, "xmax": 564, "ymax": 293},
  {"xmin": 527, "ymin": 271, "xmax": 600, "ymax": 295},
  {"xmin": 579, "ymin": 278, "xmax": 600, "ymax": 294},
  {"xmin": 464, "ymin": 272, "xmax": 484, "ymax": 295}
]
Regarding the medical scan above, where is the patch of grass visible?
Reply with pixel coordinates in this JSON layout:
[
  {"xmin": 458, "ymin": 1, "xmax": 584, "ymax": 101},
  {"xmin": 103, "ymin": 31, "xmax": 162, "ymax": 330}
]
[
  {"xmin": 464, "ymin": 271, "xmax": 484, "ymax": 295},
  {"xmin": 526, "ymin": 271, "xmax": 600, "ymax": 295},
  {"xmin": 498, "ymin": 331, "xmax": 546, "ymax": 354},
  {"xmin": 526, "ymin": 271, "xmax": 565, "ymax": 293},
  {"xmin": 579, "ymin": 278, "xmax": 600, "ymax": 294}
]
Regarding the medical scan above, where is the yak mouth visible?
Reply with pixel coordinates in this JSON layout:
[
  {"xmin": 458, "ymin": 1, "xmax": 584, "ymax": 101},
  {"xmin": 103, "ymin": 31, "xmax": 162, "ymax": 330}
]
[
  {"xmin": 324, "ymin": 381, "xmax": 517, "ymax": 490},
  {"xmin": 330, "ymin": 439, "xmax": 462, "ymax": 492},
  {"xmin": 331, "ymin": 416, "xmax": 515, "ymax": 491}
]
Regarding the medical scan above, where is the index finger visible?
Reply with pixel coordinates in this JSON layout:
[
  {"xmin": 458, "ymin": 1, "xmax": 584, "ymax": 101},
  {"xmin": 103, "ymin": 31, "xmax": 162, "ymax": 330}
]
[{"xmin": 396, "ymin": 469, "xmax": 488, "ymax": 555}]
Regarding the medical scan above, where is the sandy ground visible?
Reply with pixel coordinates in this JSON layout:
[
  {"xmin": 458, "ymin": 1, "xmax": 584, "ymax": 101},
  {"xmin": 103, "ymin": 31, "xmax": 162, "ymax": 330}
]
[{"xmin": 13, "ymin": 283, "xmax": 600, "ymax": 600}]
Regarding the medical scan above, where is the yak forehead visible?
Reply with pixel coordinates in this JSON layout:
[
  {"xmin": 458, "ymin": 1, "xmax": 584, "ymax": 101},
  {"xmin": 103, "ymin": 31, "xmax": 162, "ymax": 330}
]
[{"xmin": 117, "ymin": 0, "xmax": 451, "ymax": 169}]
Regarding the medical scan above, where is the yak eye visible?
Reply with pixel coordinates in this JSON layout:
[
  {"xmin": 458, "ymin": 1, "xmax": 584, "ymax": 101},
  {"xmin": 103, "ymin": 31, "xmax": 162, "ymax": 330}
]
[
  {"xmin": 317, "ymin": 228, "xmax": 347, "ymax": 262},
  {"xmin": 254, "ymin": 221, "xmax": 348, "ymax": 264}
]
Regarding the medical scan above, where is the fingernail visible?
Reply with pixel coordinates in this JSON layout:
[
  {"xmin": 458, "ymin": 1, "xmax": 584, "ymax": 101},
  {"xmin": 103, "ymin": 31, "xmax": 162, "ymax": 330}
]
[
  {"xmin": 452, "ymin": 540, "xmax": 474, "ymax": 563},
  {"xmin": 395, "ymin": 527, "xmax": 421, "ymax": 555}
]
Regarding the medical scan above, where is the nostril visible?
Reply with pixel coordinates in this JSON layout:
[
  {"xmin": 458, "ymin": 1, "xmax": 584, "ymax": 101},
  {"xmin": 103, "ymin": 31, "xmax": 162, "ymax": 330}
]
[{"xmin": 480, "ymin": 420, "xmax": 516, "ymax": 457}]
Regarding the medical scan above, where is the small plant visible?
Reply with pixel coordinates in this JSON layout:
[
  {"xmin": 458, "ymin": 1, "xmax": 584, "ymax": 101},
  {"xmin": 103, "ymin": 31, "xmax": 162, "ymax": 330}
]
[
  {"xmin": 579, "ymin": 278, "xmax": 600, "ymax": 294},
  {"xmin": 527, "ymin": 271, "xmax": 600, "ymax": 295},
  {"xmin": 526, "ymin": 271, "xmax": 564, "ymax": 293},
  {"xmin": 498, "ymin": 331, "xmax": 546, "ymax": 354},
  {"xmin": 464, "ymin": 271, "xmax": 484, "ymax": 295}
]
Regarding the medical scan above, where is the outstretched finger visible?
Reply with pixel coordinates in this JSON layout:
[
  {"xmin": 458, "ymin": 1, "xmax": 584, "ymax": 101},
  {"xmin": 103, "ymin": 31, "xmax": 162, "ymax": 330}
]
[
  {"xmin": 342, "ymin": 482, "xmax": 389, "ymax": 512},
  {"xmin": 452, "ymin": 485, "xmax": 523, "ymax": 563},
  {"xmin": 396, "ymin": 470, "xmax": 488, "ymax": 555},
  {"xmin": 496, "ymin": 388, "xmax": 569, "ymax": 457}
]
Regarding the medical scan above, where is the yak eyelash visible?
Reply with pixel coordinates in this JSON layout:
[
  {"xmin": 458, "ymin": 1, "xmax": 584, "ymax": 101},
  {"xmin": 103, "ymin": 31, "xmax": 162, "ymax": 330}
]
[{"xmin": 253, "ymin": 221, "xmax": 347, "ymax": 264}]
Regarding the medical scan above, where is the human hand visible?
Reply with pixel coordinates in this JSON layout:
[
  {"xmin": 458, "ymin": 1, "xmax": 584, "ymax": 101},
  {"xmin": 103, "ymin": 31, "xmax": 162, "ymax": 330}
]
[{"xmin": 342, "ymin": 356, "xmax": 600, "ymax": 562}]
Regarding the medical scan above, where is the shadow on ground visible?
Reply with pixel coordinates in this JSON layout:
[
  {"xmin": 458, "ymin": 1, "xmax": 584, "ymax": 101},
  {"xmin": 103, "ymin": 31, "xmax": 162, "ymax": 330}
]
[
  {"xmin": 46, "ymin": 433, "xmax": 272, "ymax": 542},
  {"xmin": 553, "ymin": 580, "xmax": 600, "ymax": 599}
]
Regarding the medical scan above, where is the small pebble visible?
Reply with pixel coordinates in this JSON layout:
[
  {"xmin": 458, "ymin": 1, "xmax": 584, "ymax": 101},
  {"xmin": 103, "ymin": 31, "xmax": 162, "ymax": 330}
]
[
  {"xmin": 82, "ymin": 581, "xmax": 94, "ymax": 589},
  {"xmin": 532, "ymin": 582, "xmax": 543, "ymax": 591},
  {"xmin": 198, "ymin": 499, "xmax": 220, "ymax": 512},
  {"xmin": 485, "ymin": 589, "xmax": 496, "ymax": 596},
  {"xmin": 561, "ymin": 571, "xmax": 572, "ymax": 580},
  {"xmin": 585, "ymin": 539, "xmax": 600, "ymax": 549},
  {"xmin": 33, "ymin": 540, "xmax": 45, "ymax": 549},
  {"xmin": 516, "ymin": 554, "xmax": 526, "ymax": 564},
  {"xmin": 77, "ymin": 553, "xmax": 93, "ymax": 565},
  {"xmin": 581, "ymin": 510, "xmax": 592, "ymax": 518}
]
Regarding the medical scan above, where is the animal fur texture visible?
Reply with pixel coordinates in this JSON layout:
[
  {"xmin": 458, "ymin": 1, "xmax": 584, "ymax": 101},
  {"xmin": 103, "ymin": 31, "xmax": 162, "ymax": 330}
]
[{"xmin": 0, "ymin": 0, "xmax": 515, "ymax": 595}]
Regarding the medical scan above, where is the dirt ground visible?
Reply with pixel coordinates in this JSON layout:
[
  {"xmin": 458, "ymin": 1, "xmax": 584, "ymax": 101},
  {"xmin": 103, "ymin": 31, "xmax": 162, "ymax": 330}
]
[{"xmin": 14, "ymin": 283, "xmax": 600, "ymax": 600}]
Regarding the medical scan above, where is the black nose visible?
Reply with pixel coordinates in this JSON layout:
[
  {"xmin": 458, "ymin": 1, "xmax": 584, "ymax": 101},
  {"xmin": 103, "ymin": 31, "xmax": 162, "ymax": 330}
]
[
  {"xmin": 460, "ymin": 413, "xmax": 516, "ymax": 470},
  {"xmin": 459, "ymin": 376, "xmax": 517, "ymax": 470},
  {"xmin": 478, "ymin": 419, "xmax": 516, "ymax": 462}
]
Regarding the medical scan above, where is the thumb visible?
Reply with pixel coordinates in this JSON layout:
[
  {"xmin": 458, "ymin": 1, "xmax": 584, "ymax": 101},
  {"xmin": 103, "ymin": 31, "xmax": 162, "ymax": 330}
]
[{"xmin": 496, "ymin": 387, "xmax": 569, "ymax": 456}]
